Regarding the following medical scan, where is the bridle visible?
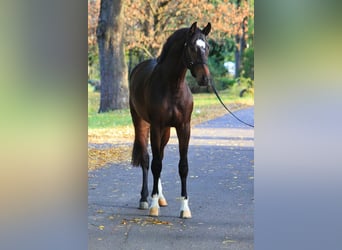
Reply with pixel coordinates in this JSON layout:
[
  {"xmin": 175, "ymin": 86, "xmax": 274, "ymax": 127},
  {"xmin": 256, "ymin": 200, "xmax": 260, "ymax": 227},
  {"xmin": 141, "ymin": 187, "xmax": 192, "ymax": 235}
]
[
  {"xmin": 183, "ymin": 41, "xmax": 208, "ymax": 71},
  {"xmin": 183, "ymin": 39, "xmax": 255, "ymax": 128}
]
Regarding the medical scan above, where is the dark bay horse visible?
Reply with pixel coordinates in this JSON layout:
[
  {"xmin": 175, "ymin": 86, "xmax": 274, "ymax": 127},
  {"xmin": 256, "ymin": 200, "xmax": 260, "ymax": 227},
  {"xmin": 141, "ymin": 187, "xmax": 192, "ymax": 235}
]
[{"xmin": 129, "ymin": 22, "xmax": 211, "ymax": 218}]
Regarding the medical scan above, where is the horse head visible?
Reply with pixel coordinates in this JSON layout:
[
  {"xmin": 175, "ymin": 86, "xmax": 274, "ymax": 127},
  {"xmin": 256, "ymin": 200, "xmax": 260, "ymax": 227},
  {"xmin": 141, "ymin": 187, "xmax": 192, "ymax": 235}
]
[{"xmin": 183, "ymin": 22, "xmax": 211, "ymax": 86}]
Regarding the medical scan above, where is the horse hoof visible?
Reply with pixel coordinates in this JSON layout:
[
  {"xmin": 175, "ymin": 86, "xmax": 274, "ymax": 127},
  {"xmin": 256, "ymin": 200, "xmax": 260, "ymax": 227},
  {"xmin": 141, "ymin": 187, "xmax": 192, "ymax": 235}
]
[
  {"xmin": 149, "ymin": 207, "xmax": 159, "ymax": 217},
  {"xmin": 180, "ymin": 210, "xmax": 192, "ymax": 219},
  {"xmin": 158, "ymin": 198, "xmax": 168, "ymax": 207},
  {"xmin": 139, "ymin": 201, "xmax": 149, "ymax": 210}
]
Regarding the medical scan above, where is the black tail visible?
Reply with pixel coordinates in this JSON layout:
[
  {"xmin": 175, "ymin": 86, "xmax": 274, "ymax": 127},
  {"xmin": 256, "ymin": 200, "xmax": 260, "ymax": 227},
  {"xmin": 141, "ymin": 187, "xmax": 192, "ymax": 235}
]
[
  {"xmin": 131, "ymin": 140, "xmax": 149, "ymax": 168},
  {"xmin": 131, "ymin": 141, "xmax": 143, "ymax": 167}
]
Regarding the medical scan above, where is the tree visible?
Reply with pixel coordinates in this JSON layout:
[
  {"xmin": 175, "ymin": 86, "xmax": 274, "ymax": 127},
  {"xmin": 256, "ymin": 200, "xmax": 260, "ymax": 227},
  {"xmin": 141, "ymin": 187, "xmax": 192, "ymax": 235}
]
[
  {"xmin": 88, "ymin": 0, "xmax": 253, "ymax": 110},
  {"xmin": 88, "ymin": 0, "xmax": 100, "ymax": 79},
  {"xmin": 124, "ymin": 0, "xmax": 252, "ymax": 77},
  {"xmin": 88, "ymin": 0, "xmax": 100, "ymax": 48},
  {"xmin": 96, "ymin": 0, "xmax": 128, "ymax": 112}
]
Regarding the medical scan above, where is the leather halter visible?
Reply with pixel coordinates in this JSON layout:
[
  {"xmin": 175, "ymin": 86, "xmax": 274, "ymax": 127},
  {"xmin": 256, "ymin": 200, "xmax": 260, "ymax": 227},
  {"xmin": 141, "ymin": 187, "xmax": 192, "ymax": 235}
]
[{"xmin": 183, "ymin": 42, "xmax": 208, "ymax": 70}]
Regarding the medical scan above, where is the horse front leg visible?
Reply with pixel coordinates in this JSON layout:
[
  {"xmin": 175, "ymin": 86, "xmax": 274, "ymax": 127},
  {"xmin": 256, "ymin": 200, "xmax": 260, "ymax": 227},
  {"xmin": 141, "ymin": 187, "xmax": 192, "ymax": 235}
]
[
  {"xmin": 149, "ymin": 126, "xmax": 163, "ymax": 217},
  {"xmin": 157, "ymin": 127, "xmax": 170, "ymax": 207},
  {"xmin": 176, "ymin": 123, "xmax": 192, "ymax": 219}
]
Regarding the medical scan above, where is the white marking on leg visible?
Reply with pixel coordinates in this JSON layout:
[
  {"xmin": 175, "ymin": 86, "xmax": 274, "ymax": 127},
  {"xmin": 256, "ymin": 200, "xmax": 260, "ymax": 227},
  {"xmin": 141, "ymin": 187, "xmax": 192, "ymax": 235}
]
[
  {"xmin": 149, "ymin": 194, "xmax": 160, "ymax": 216},
  {"xmin": 179, "ymin": 196, "xmax": 192, "ymax": 218},
  {"xmin": 179, "ymin": 196, "xmax": 189, "ymax": 211},
  {"xmin": 158, "ymin": 178, "xmax": 165, "ymax": 200},
  {"xmin": 150, "ymin": 194, "xmax": 160, "ymax": 209},
  {"xmin": 158, "ymin": 178, "xmax": 168, "ymax": 206}
]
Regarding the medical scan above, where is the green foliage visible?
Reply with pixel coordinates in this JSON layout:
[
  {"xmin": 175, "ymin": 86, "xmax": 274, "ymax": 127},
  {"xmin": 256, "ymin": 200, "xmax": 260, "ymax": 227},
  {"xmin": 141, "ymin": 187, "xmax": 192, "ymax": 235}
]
[
  {"xmin": 237, "ymin": 75, "xmax": 254, "ymax": 89},
  {"xmin": 234, "ymin": 75, "xmax": 254, "ymax": 97},
  {"xmin": 214, "ymin": 77, "xmax": 236, "ymax": 90},
  {"xmin": 88, "ymin": 45, "xmax": 100, "ymax": 80},
  {"xmin": 241, "ymin": 11, "xmax": 254, "ymax": 80},
  {"xmin": 208, "ymin": 39, "xmax": 235, "ymax": 77},
  {"xmin": 208, "ymin": 40, "xmax": 226, "ymax": 77},
  {"xmin": 242, "ymin": 47, "xmax": 254, "ymax": 79}
]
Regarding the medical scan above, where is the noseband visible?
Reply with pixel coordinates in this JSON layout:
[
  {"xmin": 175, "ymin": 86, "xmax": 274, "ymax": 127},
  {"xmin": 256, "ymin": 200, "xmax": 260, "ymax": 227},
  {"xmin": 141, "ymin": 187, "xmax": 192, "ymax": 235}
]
[{"xmin": 183, "ymin": 42, "xmax": 208, "ymax": 70}]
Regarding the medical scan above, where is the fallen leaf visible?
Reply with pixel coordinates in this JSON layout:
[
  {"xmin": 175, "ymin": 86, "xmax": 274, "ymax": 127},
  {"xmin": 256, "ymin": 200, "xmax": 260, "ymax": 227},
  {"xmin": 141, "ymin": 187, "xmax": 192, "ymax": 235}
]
[
  {"xmin": 88, "ymin": 146, "xmax": 132, "ymax": 170},
  {"xmin": 222, "ymin": 239, "xmax": 236, "ymax": 244}
]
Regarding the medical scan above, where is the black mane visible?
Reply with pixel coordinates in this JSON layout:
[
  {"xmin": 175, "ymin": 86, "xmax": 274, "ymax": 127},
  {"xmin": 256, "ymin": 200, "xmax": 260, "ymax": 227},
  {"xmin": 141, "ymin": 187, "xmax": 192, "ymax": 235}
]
[{"xmin": 157, "ymin": 28, "xmax": 188, "ymax": 64}]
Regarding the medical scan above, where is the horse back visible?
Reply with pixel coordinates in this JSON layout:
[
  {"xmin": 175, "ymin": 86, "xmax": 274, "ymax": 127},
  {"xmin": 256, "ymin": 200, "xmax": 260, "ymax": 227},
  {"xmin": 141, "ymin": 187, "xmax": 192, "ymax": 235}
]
[{"xmin": 129, "ymin": 59, "xmax": 157, "ymax": 87}]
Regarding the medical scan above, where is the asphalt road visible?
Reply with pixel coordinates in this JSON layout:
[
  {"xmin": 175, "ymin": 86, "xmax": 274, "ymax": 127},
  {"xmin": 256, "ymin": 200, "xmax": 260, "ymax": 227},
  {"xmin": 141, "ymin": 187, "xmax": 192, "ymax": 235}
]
[{"xmin": 88, "ymin": 107, "xmax": 254, "ymax": 250}]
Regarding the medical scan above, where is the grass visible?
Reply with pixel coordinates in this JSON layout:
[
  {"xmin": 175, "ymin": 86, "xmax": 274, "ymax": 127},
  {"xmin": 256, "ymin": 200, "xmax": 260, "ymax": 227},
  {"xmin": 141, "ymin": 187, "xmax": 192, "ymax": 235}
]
[
  {"xmin": 88, "ymin": 84, "xmax": 133, "ymax": 128},
  {"xmin": 88, "ymin": 84, "xmax": 253, "ymax": 170},
  {"xmin": 88, "ymin": 84, "xmax": 254, "ymax": 130}
]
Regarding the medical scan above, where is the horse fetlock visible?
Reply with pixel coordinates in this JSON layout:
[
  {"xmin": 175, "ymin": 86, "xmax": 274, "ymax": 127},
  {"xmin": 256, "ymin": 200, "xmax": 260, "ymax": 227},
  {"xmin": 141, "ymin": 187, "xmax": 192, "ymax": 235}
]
[
  {"xmin": 149, "ymin": 195, "xmax": 160, "ymax": 217},
  {"xmin": 139, "ymin": 201, "xmax": 149, "ymax": 210},
  {"xmin": 179, "ymin": 197, "xmax": 192, "ymax": 219}
]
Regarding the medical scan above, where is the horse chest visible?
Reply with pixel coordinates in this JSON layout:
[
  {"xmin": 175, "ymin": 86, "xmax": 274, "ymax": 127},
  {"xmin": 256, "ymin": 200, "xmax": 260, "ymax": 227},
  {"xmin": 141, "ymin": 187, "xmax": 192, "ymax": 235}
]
[{"xmin": 165, "ymin": 100, "xmax": 192, "ymax": 126}]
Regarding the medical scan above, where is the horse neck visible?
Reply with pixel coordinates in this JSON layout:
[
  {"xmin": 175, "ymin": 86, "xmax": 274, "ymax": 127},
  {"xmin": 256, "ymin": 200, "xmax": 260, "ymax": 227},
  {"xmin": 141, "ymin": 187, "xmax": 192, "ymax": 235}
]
[{"xmin": 159, "ymin": 43, "xmax": 187, "ymax": 89}]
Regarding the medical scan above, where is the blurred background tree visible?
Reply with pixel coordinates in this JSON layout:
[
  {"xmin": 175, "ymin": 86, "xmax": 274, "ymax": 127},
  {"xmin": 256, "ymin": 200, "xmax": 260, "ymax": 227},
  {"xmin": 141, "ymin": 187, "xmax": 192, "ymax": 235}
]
[
  {"xmin": 88, "ymin": 0, "xmax": 100, "ymax": 80},
  {"xmin": 96, "ymin": 0, "xmax": 128, "ymax": 112},
  {"xmin": 88, "ymin": 0, "xmax": 254, "ymax": 111}
]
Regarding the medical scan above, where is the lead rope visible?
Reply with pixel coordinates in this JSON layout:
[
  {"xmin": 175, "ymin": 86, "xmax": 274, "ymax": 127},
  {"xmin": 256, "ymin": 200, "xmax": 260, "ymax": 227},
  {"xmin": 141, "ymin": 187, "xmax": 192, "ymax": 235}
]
[{"xmin": 208, "ymin": 79, "xmax": 254, "ymax": 128}]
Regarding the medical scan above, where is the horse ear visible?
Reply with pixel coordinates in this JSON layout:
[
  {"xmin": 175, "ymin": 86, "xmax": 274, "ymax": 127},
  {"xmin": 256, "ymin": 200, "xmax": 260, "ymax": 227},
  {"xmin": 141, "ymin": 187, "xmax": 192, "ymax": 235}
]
[
  {"xmin": 189, "ymin": 22, "xmax": 197, "ymax": 35},
  {"xmin": 202, "ymin": 22, "xmax": 211, "ymax": 36}
]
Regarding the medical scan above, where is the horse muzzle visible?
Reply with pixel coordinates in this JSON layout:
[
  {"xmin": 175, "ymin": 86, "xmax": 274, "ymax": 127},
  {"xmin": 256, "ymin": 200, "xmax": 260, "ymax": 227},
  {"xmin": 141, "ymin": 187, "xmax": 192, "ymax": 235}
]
[{"xmin": 191, "ymin": 64, "xmax": 210, "ymax": 86}]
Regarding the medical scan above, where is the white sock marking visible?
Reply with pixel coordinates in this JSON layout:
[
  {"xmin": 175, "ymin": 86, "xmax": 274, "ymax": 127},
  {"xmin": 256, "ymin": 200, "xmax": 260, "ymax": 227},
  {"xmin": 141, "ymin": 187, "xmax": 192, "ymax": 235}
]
[
  {"xmin": 180, "ymin": 197, "xmax": 190, "ymax": 212},
  {"xmin": 158, "ymin": 178, "xmax": 165, "ymax": 200},
  {"xmin": 150, "ymin": 194, "xmax": 159, "ymax": 209}
]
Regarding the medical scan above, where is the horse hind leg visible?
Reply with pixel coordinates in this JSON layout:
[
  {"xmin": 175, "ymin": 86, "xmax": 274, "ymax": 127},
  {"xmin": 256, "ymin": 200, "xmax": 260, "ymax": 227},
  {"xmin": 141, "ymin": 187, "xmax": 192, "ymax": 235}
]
[
  {"xmin": 133, "ymin": 136, "xmax": 150, "ymax": 210},
  {"xmin": 130, "ymin": 106, "xmax": 150, "ymax": 209},
  {"xmin": 139, "ymin": 153, "xmax": 149, "ymax": 210}
]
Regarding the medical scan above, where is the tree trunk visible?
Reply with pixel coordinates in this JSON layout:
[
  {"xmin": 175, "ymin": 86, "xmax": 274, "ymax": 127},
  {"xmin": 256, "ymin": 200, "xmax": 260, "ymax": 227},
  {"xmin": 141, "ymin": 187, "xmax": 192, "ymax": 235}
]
[
  {"xmin": 235, "ymin": 0, "xmax": 247, "ymax": 79},
  {"xmin": 234, "ymin": 34, "xmax": 241, "ymax": 79},
  {"xmin": 97, "ymin": 0, "xmax": 128, "ymax": 113}
]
